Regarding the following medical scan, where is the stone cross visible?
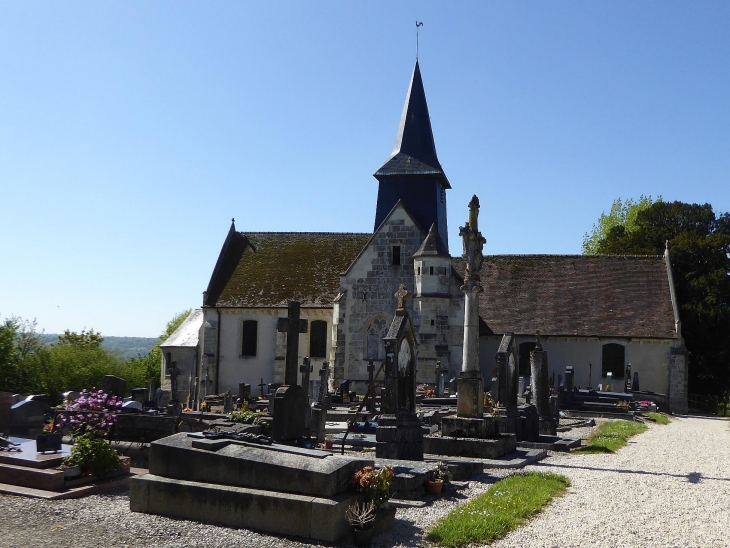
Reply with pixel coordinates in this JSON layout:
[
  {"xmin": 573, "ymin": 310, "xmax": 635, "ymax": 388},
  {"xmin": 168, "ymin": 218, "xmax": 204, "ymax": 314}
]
[
  {"xmin": 277, "ymin": 301, "xmax": 309, "ymax": 387},
  {"xmin": 395, "ymin": 284, "xmax": 410, "ymax": 310},
  {"xmin": 166, "ymin": 363, "xmax": 181, "ymax": 402},
  {"xmin": 317, "ymin": 362, "xmax": 330, "ymax": 405},
  {"xmin": 258, "ymin": 377, "xmax": 266, "ymax": 398},
  {"xmin": 299, "ymin": 357, "xmax": 313, "ymax": 402},
  {"xmin": 367, "ymin": 359, "xmax": 376, "ymax": 412}
]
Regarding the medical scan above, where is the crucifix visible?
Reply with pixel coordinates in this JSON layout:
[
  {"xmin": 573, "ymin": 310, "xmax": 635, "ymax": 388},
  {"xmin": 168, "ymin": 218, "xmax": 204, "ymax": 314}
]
[
  {"xmin": 395, "ymin": 284, "xmax": 410, "ymax": 310},
  {"xmin": 277, "ymin": 301, "xmax": 309, "ymax": 386},
  {"xmin": 258, "ymin": 377, "xmax": 266, "ymax": 398},
  {"xmin": 299, "ymin": 356, "xmax": 313, "ymax": 403},
  {"xmin": 435, "ymin": 360, "xmax": 445, "ymax": 398}
]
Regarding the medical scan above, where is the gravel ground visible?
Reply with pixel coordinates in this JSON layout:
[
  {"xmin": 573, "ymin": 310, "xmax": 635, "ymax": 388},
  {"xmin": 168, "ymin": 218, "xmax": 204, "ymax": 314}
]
[{"xmin": 1, "ymin": 416, "xmax": 727, "ymax": 548}]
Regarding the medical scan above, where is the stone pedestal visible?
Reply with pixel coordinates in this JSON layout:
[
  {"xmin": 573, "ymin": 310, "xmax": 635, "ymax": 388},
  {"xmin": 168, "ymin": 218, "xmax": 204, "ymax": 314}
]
[
  {"xmin": 456, "ymin": 370, "xmax": 484, "ymax": 418},
  {"xmin": 441, "ymin": 414, "xmax": 496, "ymax": 438},
  {"xmin": 539, "ymin": 417, "xmax": 557, "ymax": 436},
  {"xmin": 309, "ymin": 403, "xmax": 326, "ymax": 443},
  {"xmin": 375, "ymin": 414, "xmax": 423, "ymax": 461},
  {"xmin": 272, "ymin": 385, "xmax": 307, "ymax": 441}
]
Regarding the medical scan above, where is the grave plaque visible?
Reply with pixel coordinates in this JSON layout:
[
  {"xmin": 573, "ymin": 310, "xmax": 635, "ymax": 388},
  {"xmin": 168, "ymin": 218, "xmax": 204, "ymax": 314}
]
[
  {"xmin": 10, "ymin": 399, "xmax": 47, "ymax": 437},
  {"xmin": 102, "ymin": 375, "xmax": 127, "ymax": 398}
]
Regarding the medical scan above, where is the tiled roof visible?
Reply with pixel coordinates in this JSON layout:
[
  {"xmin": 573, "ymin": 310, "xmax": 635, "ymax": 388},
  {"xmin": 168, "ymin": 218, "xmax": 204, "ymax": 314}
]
[
  {"xmin": 453, "ymin": 255, "xmax": 678, "ymax": 339},
  {"xmin": 207, "ymin": 232, "xmax": 371, "ymax": 308}
]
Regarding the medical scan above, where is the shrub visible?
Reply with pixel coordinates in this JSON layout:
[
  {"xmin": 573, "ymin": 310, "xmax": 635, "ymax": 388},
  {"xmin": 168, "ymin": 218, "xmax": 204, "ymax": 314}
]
[
  {"xmin": 351, "ymin": 465, "xmax": 394, "ymax": 509},
  {"xmin": 63, "ymin": 434, "xmax": 121, "ymax": 477}
]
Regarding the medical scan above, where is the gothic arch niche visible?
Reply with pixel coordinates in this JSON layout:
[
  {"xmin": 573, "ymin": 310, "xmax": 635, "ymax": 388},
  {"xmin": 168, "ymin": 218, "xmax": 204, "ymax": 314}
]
[{"xmin": 365, "ymin": 316, "xmax": 389, "ymax": 361}]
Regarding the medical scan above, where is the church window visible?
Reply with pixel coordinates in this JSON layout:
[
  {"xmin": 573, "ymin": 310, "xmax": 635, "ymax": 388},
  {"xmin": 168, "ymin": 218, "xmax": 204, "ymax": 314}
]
[
  {"xmin": 309, "ymin": 320, "xmax": 327, "ymax": 358},
  {"xmin": 365, "ymin": 316, "xmax": 388, "ymax": 361},
  {"xmin": 417, "ymin": 266, "xmax": 421, "ymax": 275},
  {"xmin": 518, "ymin": 342, "xmax": 537, "ymax": 376},
  {"xmin": 430, "ymin": 266, "xmax": 434, "ymax": 275},
  {"xmin": 392, "ymin": 246, "xmax": 401, "ymax": 265},
  {"xmin": 241, "ymin": 320, "xmax": 258, "ymax": 357},
  {"xmin": 602, "ymin": 343, "xmax": 625, "ymax": 378}
]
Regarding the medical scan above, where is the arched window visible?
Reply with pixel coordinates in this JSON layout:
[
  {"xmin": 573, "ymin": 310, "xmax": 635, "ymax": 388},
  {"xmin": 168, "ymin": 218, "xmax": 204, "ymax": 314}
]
[
  {"xmin": 310, "ymin": 320, "xmax": 327, "ymax": 358},
  {"xmin": 602, "ymin": 343, "xmax": 625, "ymax": 378},
  {"xmin": 241, "ymin": 320, "xmax": 258, "ymax": 357},
  {"xmin": 365, "ymin": 316, "xmax": 388, "ymax": 361},
  {"xmin": 518, "ymin": 342, "xmax": 537, "ymax": 376}
]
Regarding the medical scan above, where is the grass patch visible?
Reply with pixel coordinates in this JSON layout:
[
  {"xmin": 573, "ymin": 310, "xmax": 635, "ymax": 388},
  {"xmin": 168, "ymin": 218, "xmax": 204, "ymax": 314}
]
[
  {"xmin": 645, "ymin": 412, "xmax": 670, "ymax": 425},
  {"xmin": 425, "ymin": 472, "xmax": 570, "ymax": 547},
  {"xmin": 573, "ymin": 420, "xmax": 647, "ymax": 454}
]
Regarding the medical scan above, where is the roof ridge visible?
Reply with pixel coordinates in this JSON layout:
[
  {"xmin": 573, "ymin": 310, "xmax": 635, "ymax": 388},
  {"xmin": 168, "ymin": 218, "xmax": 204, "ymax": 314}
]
[
  {"xmin": 238, "ymin": 231, "xmax": 372, "ymax": 236},
  {"xmin": 475, "ymin": 254, "xmax": 665, "ymax": 259}
]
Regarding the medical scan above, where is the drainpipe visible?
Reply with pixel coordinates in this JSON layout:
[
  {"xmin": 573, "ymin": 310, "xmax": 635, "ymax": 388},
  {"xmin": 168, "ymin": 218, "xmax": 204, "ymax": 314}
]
[{"xmin": 215, "ymin": 308, "xmax": 221, "ymax": 394}]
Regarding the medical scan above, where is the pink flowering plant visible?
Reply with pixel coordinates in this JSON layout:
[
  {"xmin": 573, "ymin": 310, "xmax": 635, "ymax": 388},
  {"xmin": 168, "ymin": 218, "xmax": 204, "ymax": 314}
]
[{"xmin": 56, "ymin": 389, "xmax": 123, "ymax": 439}]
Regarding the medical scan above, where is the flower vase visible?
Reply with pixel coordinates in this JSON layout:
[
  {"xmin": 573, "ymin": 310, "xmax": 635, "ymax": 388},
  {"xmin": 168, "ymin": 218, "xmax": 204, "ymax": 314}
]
[
  {"xmin": 353, "ymin": 527, "xmax": 374, "ymax": 547},
  {"xmin": 427, "ymin": 478, "xmax": 444, "ymax": 495}
]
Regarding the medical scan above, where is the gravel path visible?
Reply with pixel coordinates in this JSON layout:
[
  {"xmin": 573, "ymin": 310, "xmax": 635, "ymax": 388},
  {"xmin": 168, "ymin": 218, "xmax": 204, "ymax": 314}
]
[{"xmin": 1, "ymin": 416, "xmax": 727, "ymax": 547}]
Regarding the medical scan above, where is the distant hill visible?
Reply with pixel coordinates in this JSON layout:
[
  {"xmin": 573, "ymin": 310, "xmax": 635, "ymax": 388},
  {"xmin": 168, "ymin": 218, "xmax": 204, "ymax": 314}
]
[{"xmin": 40, "ymin": 335, "xmax": 158, "ymax": 360}]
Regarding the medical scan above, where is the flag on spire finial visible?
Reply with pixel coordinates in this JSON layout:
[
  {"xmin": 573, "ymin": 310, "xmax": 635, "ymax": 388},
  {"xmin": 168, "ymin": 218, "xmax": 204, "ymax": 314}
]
[{"xmin": 416, "ymin": 21, "xmax": 423, "ymax": 59}]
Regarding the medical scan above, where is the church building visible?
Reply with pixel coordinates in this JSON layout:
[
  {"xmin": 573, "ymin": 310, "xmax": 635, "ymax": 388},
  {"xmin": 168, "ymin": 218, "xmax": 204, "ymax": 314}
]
[{"xmin": 161, "ymin": 61, "xmax": 688, "ymax": 414}]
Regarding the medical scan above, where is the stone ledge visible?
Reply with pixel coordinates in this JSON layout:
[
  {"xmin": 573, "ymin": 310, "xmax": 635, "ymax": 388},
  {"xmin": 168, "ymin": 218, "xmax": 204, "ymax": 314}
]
[{"xmin": 130, "ymin": 474, "xmax": 356, "ymax": 542}]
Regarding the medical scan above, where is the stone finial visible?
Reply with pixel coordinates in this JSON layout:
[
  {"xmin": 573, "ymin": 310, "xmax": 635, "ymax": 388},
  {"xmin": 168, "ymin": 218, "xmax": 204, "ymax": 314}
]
[
  {"xmin": 395, "ymin": 284, "xmax": 410, "ymax": 310},
  {"xmin": 459, "ymin": 195, "xmax": 486, "ymax": 279},
  {"xmin": 535, "ymin": 329, "xmax": 542, "ymax": 350}
]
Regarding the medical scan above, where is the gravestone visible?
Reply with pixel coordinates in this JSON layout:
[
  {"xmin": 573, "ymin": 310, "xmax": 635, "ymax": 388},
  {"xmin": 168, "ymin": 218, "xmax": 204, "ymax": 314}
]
[
  {"xmin": 435, "ymin": 361, "xmax": 445, "ymax": 398},
  {"xmin": 299, "ymin": 357, "xmax": 313, "ymax": 403},
  {"xmin": 10, "ymin": 399, "xmax": 47, "ymax": 437},
  {"xmin": 238, "ymin": 383, "xmax": 251, "ymax": 403},
  {"xmin": 530, "ymin": 335, "xmax": 556, "ymax": 435},
  {"xmin": 131, "ymin": 388, "xmax": 148, "ymax": 404},
  {"xmin": 155, "ymin": 389, "xmax": 171, "ymax": 409},
  {"xmin": 366, "ymin": 360, "xmax": 376, "ymax": 413},
  {"xmin": 272, "ymin": 301, "xmax": 309, "ymax": 442},
  {"xmin": 167, "ymin": 363, "xmax": 181, "ymax": 402},
  {"xmin": 625, "ymin": 363, "xmax": 632, "ymax": 393},
  {"xmin": 0, "ymin": 392, "xmax": 13, "ymax": 435},
  {"xmin": 258, "ymin": 378, "xmax": 266, "ymax": 398},
  {"xmin": 310, "ymin": 362, "xmax": 330, "ymax": 443},
  {"xmin": 376, "ymin": 285, "xmax": 423, "ymax": 460},
  {"xmin": 496, "ymin": 333, "xmax": 520, "ymax": 437},
  {"xmin": 61, "ymin": 390, "xmax": 81, "ymax": 403},
  {"xmin": 102, "ymin": 375, "xmax": 127, "ymax": 398},
  {"xmin": 632, "ymin": 372, "xmax": 640, "ymax": 392}
]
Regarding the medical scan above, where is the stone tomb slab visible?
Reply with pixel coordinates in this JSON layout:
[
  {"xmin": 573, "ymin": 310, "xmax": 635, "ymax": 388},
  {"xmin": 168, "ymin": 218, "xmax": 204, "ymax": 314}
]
[
  {"xmin": 130, "ymin": 474, "xmax": 356, "ymax": 543},
  {"xmin": 423, "ymin": 433, "xmax": 516, "ymax": 459},
  {"xmin": 148, "ymin": 432, "xmax": 372, "ymax": 498}
]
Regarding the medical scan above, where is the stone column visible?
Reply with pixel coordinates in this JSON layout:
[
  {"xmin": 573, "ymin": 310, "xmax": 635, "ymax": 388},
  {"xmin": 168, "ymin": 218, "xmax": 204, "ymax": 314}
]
[
  {"xmin": 457, "ymin": 195, "xmax": 487, "ymax": 419},
  {"xmin": 530, "ymin": 339, "xmax": 556, "ymax": 436}
]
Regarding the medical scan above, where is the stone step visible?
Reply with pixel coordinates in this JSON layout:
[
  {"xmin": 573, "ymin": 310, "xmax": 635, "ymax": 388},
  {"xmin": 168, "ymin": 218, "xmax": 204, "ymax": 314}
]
[
  {"xmin": 480, "ymin": 448, "xmax": 547, "ymax": 469},
  {"xmin": 0, "ymin": 461, "xmax": 65, "ymax": 490}
]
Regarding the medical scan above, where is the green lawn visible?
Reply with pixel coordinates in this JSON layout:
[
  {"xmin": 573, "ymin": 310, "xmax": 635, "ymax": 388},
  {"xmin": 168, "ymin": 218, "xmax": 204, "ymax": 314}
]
[
  {"xmin": 573, "ymin": 419, "xmax": 647, "ymax": 454},
  {"xmin": 426, "ymin": 472, "xmax": 570, "ymax": 547},
  {"xmin": 645, "ymin": 412, "xmax": 670, "ymax": 425}
]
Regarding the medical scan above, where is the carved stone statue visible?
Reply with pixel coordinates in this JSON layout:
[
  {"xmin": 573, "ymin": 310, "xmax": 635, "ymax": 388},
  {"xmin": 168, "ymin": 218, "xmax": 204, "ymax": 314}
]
[{"xmin": 459, "ymin": 195, "xmax": 486, "ymax": 280}]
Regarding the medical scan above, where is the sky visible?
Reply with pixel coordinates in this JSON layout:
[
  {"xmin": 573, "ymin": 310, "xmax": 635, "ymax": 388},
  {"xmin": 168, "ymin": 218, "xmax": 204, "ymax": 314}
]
[{"xmin": 1, "ymin": 2, "xmax": 728, "ymax": 338}]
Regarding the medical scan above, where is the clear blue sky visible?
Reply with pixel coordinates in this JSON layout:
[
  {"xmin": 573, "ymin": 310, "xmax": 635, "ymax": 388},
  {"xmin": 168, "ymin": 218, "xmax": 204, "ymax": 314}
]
[{"xmin": 1, "ymin": 2, "xmax": 728, "ymax": 337}]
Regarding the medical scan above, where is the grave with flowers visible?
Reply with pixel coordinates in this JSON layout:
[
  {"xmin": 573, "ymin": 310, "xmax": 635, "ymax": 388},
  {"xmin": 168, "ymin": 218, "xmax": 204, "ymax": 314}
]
[{"xmin": 0, "ymin": 389, "xmax": 133, "ymax": 499}]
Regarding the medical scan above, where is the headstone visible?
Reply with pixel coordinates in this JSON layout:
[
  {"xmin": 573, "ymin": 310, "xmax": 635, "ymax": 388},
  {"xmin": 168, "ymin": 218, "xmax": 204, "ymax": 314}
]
[
  {"xmin": 102, "ymin": 375, "xmax": 127, "ymax": 398},
  {"xmin": 123, "ymin": 400, "xmax": 143, "ymax": 411},
  {"xmin": 62, "ymin": 390, "xmax": 81, "ymax": 403},
  {"xmin": 625, "ymin": 363, "xmax": 632, "ymax": 393},
  {"xmin": 299, "ymin": 357, "xmax": 313, "ymax": 403},
  {"xmin": 0, "ymin": 391, "xmax": 13, "ymax": 435},
  {"xmin": 530, "ymin": 337, "xmax": 556, "ymax": 435},
  {"xmin": 632, "ymin": 372, "xmax": 640, "ymax": 392},
  {"xmin": 366, "ymin": 360, "xmax": 377, "ymax": 412},
  {"xmin": 131, "ymin": 388, "xmax": 148, "ymax": 404},
  {"xmin": 518, "ymin": 377, "xmax": 526, "ymax": 398},
  {"xmin": 10, "ymin": 399, "xmax": 47, "ymax": 437},
  {"xmin": 435, "ymin": 361, "xmax": 445, "ymax": 398},
  {"xmin": 309, "ymin": 362, "xmax": 330, "ymax": 443},
  {"xmin": 258, "ymin": 377, "xmax": 266, "ymax": 398},
  {"xmin": 238, "ymin": 383, "xmax": 251, "ymax": 403},
  {"xmin": 272, "ymin": 302, "xmax": 309, "ymax": 441},
  {"xmin": 155, "ymin": 389, "xmax": 171, "ymax": 409}
]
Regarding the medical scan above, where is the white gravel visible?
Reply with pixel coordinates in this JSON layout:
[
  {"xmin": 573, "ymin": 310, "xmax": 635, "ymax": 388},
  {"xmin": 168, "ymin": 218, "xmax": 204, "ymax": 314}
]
[{"xmin": 1, "ymin": 416, "xmax": 728, "ymax": 548}]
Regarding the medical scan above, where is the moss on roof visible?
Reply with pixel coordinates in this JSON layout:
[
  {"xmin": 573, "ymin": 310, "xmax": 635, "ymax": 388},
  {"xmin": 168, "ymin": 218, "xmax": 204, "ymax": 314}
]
[{"xmin": 210, "ymin": 232, "xmax": 371, "ymax": 308}]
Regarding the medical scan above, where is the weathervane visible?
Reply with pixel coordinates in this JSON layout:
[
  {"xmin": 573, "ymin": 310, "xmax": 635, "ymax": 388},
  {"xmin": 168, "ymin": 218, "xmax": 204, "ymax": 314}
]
[{"xmin": 416, "ymin": 21, "xmax": 423, "ymax": 59}]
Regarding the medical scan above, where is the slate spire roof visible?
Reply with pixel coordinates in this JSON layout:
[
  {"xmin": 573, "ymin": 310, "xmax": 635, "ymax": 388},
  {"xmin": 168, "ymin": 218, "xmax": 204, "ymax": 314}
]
[
  {"xmin": 375, "ymin": 60, "xmax": 450, "ymax": 188},
  {"xmin": 414, "ymin": 223, "xmax": 450, "ymax": 258}
]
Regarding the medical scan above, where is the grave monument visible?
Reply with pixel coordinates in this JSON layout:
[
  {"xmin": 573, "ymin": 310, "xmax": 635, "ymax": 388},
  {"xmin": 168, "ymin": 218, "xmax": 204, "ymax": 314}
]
[{"xmin": 375, "ymin": 285, "xmax": 423, "ymax": 460}]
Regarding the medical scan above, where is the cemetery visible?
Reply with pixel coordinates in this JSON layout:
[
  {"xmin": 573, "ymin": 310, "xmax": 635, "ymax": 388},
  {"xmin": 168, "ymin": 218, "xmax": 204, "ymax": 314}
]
[{"xmin": 0, "ymin": 194, "xmax": 680, "ymax": 546}]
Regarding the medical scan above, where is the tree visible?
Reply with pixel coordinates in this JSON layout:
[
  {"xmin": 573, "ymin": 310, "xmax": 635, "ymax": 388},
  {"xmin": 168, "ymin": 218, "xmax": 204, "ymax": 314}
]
[
  {"xmin": 57, "ymin": 329, "xmax": 104, "ymax": 348},
  {"xmin": 582, "ymin": 195, "xmax": 660, "ymax": 254},
  {"xmin": 586, "ymin": 200, "xmax": 730, "ymax": 396}
]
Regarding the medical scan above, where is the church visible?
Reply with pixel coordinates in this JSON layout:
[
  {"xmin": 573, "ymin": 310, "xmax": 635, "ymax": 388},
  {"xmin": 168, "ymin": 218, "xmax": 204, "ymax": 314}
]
[{"xmin": 161, "ymin": 61, "xmax": 688, "ymax": 414}]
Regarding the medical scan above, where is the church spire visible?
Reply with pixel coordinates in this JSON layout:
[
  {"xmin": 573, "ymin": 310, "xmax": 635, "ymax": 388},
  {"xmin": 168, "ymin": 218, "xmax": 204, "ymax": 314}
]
[
  {"xmin": 375, "ymin": 60, "xmax": 450, "ymax": 188},
  {"xmin": 373, "ymin": 60, "xmax": 450, "ymax": 252}
]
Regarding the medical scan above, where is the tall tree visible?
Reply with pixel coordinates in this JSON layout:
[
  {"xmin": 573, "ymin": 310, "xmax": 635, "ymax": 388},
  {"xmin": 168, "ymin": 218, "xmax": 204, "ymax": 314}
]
[
  {"xmin": 582, "ymin": 195, "xmax": 660, "ymax": 254},
  {"xmin": 586, "ymin": 201, "xmax": 730, "ymax": 396}
]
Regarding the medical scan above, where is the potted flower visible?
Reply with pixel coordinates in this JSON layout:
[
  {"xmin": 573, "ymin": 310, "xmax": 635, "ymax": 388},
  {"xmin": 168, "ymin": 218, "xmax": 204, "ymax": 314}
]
[
  {"xmin": 36, "ymin": 420, "xmax": 63, "ymax": 453},
  {"xmin": 349, "ymin": 465, "xmax": 396, "ymax": 536},
  {"xmin": 427, "ymin": 462, "xmax": 453, "ymax": 495},
  {"xmin": 345, "ymin": 501, "xmax": 377, "ymax": 547}
]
